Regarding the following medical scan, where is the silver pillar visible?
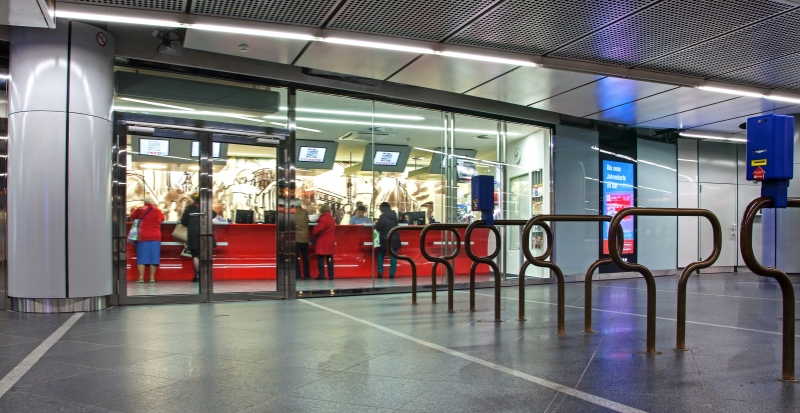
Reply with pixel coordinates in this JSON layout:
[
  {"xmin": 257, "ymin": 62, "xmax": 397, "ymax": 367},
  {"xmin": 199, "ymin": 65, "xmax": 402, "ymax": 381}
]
[{"xmin": 8, "ymin": 21, "xmax": 114, "ymax": 312}]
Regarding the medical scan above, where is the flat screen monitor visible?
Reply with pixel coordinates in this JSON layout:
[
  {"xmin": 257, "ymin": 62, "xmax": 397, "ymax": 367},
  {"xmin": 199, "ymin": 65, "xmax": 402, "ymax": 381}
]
[
  {"xmin": 191, "ymin": 141, "xmax": 222, "ymax": 158},
  {"xmin": 373, "ymin": 151, "xmax": 401, "ymax": 166},
  {"xmin": 456, "ymin": 160, "xmax": 479, "ymax": 180},
  {"xmin": 234, "ymin": 209, "xmax": 254, "ymax": 224},
  {"xmin": 427, "ymin": 148, "xmax": 478, "ymax": 174},
  {"xmin": 139, "ymin": 139, "xmax": 170, "ymax": 156},
  {"xmin": 401, "ymin": 211, "xmax": 426, "ymax": 225},
  {"xmin": 298, "ymin": 146, "xmax": 327, "ymax": 163}
]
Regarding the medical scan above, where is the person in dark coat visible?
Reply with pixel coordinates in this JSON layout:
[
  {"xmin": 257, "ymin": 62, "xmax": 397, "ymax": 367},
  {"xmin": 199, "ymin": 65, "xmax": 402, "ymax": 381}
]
[
  {"xmin": 374, "ymin": 202, "xmax": 401, "ymax": 278},
  {"xmin": 180, "ymin": 192, "xmax": 216, "ymax": 282},
  {"xmin": 312, "ymin": 205, "xmax": 336, "ymax": 280}
]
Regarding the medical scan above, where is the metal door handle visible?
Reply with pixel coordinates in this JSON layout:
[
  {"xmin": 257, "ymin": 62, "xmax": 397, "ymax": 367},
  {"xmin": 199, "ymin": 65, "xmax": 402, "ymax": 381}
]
[
  {"xmin": 190, "ymin": 212, "xmax": 206, "ymax": 216},
  {"xmin": 731, "ymin": 223, "xmax": 737, "ymax": 237}
]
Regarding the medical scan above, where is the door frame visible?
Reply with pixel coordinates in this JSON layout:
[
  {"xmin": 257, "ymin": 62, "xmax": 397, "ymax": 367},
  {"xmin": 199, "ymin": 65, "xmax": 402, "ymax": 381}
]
[{"xmin": 113, "ymin": 112, "xmax": 293, "ymax": 305}]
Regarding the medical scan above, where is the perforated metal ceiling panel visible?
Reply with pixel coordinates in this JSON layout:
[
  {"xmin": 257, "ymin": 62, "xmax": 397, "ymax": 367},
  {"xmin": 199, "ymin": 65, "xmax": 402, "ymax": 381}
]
[
  {"xmin": 710, "ymin": 52, "xmax": 800, "ymax": 91},
  {"xmin": 447, "ymin": 0, "xmax": 657, "ymax": 55},
  {"xmin": 327, "ymin": 0, "xmax": 500, "ymax": 42},
  {"xmin": 550, "ymin": 0, "xmax": 792, "ymax": 67},
  {"xmin": 640, "ymin": 9, "xmax": 800, "ymax": 80},
  {"xmin": 61, "ymin": 0, "xmax": 187, "ymax": 12},
  {"xmin": 191, "ymin": 0, "xmax": 341, "ymax": 27}
]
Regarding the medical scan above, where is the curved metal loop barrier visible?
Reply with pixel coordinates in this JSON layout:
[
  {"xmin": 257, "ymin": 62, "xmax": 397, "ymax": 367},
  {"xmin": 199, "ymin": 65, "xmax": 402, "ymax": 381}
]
[
  {"xmin": 609, "ymin": 207, "xmax": 722, "ymax": 354},
  {"xmin": 420, "ymin": 224, "xmax": 467, "ymax": 313},
  {"xmin": 523, "ymin": 215, "xmax": 611, "ymax": 335},
  {"xmin": 387, "ymin": 226, "xmax": 425, "ymax": 305},
  {"xmin": 740, "ymin": 197, "xmax": 798, "ymax": 382}
]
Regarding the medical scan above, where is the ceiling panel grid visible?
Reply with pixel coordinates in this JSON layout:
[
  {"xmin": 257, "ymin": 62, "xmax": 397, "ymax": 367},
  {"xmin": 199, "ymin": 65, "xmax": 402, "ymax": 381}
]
[
  {"xmin": 61, "ymin": 0, "xmax": 187, "ymax": 11},
  {"xmin": 711, "ymin": 52, "xmax": 800, "ymax": 91},
  {"xmin": 327, "ymin": 0, "xmax": 501, "ymax": 42},
  {"xmin": 549, "ymin": 0, "xmax": 792, "ymax": 67},
  {"xmin": 447, "ymin": 0, "xmax": 657, "ymax": 55},
  {"xmin": 191, "ymin": 0, "xmax": 341, "ymax": 27},
  {"xmin": 640, "ymin": 8, "xmax": 800, "ymax": 80}
]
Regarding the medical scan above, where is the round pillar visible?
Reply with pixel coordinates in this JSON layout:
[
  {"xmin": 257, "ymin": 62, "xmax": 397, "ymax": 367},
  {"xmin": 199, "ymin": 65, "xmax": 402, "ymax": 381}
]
[{"xmin": 8, "ymin": 21, "xmax": 114, "ymax": 312}]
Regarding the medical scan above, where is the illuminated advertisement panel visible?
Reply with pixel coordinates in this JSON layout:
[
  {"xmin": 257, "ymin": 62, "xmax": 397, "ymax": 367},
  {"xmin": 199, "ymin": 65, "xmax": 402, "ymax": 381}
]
[{"xmin": 602, "ymin": 160, "xmax": 635, "ymax": 254}]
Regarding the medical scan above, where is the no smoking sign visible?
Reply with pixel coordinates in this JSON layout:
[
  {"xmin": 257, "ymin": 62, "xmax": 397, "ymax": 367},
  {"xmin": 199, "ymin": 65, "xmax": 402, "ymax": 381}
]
[{"xmin": 96, "ymin": 32, "xmax": 107, "ymax": 47}]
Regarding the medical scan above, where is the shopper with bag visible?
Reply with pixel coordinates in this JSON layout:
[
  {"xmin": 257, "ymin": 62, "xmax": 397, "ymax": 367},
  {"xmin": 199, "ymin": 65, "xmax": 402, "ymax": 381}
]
[
  {"xmin": 129, "ymin": 197, "xmax": 165, "ymax": 283},
  {"xmin": 181, "ymin": 192, "xmax": 217, "ymax": 282},
  {"xmin": 312, "ymin": 205, "xmax": 336, "ymax": 280},
  {"xmin": 374, "ymin": 202, "xmax": 401, "ymax": 279}
]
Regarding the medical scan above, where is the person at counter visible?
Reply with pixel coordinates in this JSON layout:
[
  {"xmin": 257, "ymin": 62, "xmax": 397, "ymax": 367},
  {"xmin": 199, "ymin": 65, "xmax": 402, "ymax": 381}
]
[
  {"xmin": 313, "ymin": 205, "xmax": 335, "ymax": 280},
  {"xmin": 295, "ymin": 200, "xmax": 311, "ymax": 280},
  {"xmin": 349, "ymin": 205, "xmax": 371, "ymax": 225},
  {"xmin": 181, "ymin": 192, "xmax": 217, "ymax": 282},
  {"xmin": 375, "ymin": 202, "xmax": 401, "ymax": 279},
  {"xmin": 130, "ymin": 198, "xmax": 165, "ymax": 283}
]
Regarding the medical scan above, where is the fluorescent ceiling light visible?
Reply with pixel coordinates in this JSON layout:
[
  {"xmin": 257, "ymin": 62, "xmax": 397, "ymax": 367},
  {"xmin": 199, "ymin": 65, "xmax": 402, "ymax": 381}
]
[
  {"xmin": 112, "ymin": 106, "xmax": 265, "ymax": 122},
  {"xmin": 0, "ymin": 74, "xmax": 8, "ymax": 80},
  {"xmin": 679, "ymin": 132, "xmax": 746, "ymax": 143},
  {"xmin": 276, "ymin": 107, "xmax": 425, "ymax": 120},
  {"xmin": 323, "ymin": 38, "xmax": 433, "ymax": 54},
  {"xmin": 139, "ymin": 163, "xmax": 167, "ymax": 169},
  {"xmin": 269, "ymin": 122, "xmax": 321, "ymax": 133},
  {"xmin": 697, "ymin": 86, "xmax": 765, "ymax": 98},
  {"xmin": 55, "ymin": 10, "xmax": 182, "ymax": 27},
  {"xmin": 263, "ymin": 116, "xmax": 520, "ymax": 135},
  {"xmin": 188, "ymin": 166, "xmax": 200, "ymax": 171},
  {"xmin": 765, "ymin": 95, "xmax": 800, "ymax": 104},
  {"xmin": 436, "ymin": 51, "xmax": 539, "ymax": 67},
  {"xmin": 118, "ymin": 98, "xmax": 195, "ymax": 111},
  {"xmin": 191, "ymin": 24, "xmax": 317, "ymax": 41}
]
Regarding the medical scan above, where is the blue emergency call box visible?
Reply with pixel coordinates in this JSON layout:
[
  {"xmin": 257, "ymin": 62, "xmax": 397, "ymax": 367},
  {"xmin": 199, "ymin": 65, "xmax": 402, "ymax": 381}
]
[
  {"xmin": 471, "ymin": 175, "xmax": 495, "ymax": 225},
  {"xmin": 746, "ymin": 114, "xmax": 794, "ymax": 207}
]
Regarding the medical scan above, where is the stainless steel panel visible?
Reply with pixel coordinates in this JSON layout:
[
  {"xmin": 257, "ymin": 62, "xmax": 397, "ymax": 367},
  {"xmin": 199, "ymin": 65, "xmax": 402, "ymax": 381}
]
[
  {"xmin": 190, "ymin": 0, "xmax": 339, "ymax": 27},
  {"xmin": 67, "ymin": 114, "xmax": 113, "ymax": 298},
  {"xmin": 295, "ymin": 42, "xmax": 419, "ymax": 80},
  {"xmin": 68, "ymin": 22, "xmax": 115, "ymax": 121},
  {"xmin": 699, "ymin": 183, "xmax": 737, "ymax": 267},
  {"xmin": 687, "ymin": 105, "xmax": 800, "ymax": 133},
  {"xmin": 589, "ymin": 87, "xmax": 735, "ymax": 126},
  {"xmin": 8, "ymin": 24, "xmax": 68, "ymax": 114},
  {"xmin": 534, "ymin": 76, "xmax": 675, "ymax": 117},
  {"xmin": 698, "ymin": 141, "xmax": 737, "ymax": 184},
  {"xmin": 8, "ymin": 111, "xmax": 67, "ymax": 298},
  {"xmin": 636, "ymin": 139, "xmax": 677, "ymax": 271},
  {"xmin": 466, "ymin": 67, "xmax": 602, "ymax": 107},
  {"xmin": 389, "ymin": 54, "xmax": 517, "ymax": 94},
  {"xmin": 10, "ymin": 296, "xmax": 108, "ymax": 313},
  {"xmin": 635, "ymin": 96, "xmax": 791, "ymax": 129},
  {"xmin": 677, "ymin": 181, "xmax": 699, "ymax": 267},
  {"xmin": 677, "ymin": 138, "xmax": 697, "ymax": 183},
  {"xmin": 182, "ymin": 28, "xmax": 309, "ymax": 65}
]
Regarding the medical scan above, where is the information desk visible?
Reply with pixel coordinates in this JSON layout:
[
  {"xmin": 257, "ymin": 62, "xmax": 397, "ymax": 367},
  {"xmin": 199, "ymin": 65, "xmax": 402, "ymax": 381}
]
[{"xmin": 126, "ymin": 223, "xmax": 490, "ymax": 281}]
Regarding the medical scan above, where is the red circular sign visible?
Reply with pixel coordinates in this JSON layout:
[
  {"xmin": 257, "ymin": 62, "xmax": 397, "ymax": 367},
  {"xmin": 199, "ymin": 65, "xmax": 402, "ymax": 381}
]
[{"xmin": 96, "ymin": 32, "xmax": 107, "ymax": 47}]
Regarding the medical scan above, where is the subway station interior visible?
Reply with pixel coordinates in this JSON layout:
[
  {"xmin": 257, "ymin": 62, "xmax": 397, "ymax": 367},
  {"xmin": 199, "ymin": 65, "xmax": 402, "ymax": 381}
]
[{"xmin": 1, "ymin": 0, "xmax": 800, "ymax": 412}]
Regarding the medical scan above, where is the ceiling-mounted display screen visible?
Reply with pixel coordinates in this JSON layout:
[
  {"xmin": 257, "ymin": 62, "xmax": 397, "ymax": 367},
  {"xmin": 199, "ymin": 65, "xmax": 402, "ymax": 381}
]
[
  {"xmin": 139, "ymin": 139, "xmax": 170, "ymax": 156},
  {"xmin": 374, "ymin": 151, "xmax": 401, "ymax": 166},
  {"xmin": 427, "ymin": 148, "xmax": 478, "ymax": 174},
  {"xmin": 298, "ymin": 146, "xmax": 327, "ymax": 163},
  {"xmin": 191, "ymin": 141, "xmax": 222, "ymax": 158}
]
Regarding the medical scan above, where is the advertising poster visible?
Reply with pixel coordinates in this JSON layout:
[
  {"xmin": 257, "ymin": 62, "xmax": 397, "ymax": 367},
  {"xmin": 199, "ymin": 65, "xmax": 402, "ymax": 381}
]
[{"xmin": 602, "ymin": 160, "xmax": 635, "ymax": 254}]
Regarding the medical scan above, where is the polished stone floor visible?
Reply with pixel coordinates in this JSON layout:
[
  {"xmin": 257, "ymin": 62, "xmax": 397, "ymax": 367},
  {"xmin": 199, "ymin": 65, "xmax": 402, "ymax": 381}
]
[{"xmin": 1, "ymin": 272, "xmax": 799, "ymax": 412}]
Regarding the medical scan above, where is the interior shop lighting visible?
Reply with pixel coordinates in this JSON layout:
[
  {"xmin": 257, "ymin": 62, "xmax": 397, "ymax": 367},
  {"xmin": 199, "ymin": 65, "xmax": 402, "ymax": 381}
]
[
  {"xmin": 112, "ymin": 106, "xmax": 265, "ymax": 122},
  {"xmin": 189, "ymin": 166, "xmax": 200, "ymax": 171},
  {"xmin": 118, "ymin": 98, "xmax": 196, "ymax": 111},
  {"xmin": 697, "ymin": 86, "xmax": 765, "ymax": 98},
  {"xmin": 276, "ymin": 107, "xmax": 425, "ymax": 120},
  {"xmin": 268, "ymin": 122, "xmax": 321, "ymax": 132},
  {"xmin": 139, "ymin": 163, "xmax": 167, "ymax": 169},
  {"xmin": 679, "ymin": 132, "xmax": 746, "ymax": 143},
  {"xmin": 263, "ymin": 116, "xmax": 520, "ymax": 135}
]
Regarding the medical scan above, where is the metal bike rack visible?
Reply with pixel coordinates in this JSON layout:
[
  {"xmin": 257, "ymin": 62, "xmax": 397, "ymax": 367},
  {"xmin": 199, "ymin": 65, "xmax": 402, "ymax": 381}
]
[
  {"xmin": 522, "ymin": 215, "xmax": 611, "ymax": 335},
  {"xmin": 740, "ymin": 197, "xmax": 798, "ymax": 382},
  {"xmin": 420, "ymin": 223, "xmax": 468, "ymax": 313},
  {"xmin": 609, "ymin": 207, "xmax": 721, "ymax": 354},
  {"xmin": 386, "ymin": 226, "xmax": 425, "ymax": 305}
]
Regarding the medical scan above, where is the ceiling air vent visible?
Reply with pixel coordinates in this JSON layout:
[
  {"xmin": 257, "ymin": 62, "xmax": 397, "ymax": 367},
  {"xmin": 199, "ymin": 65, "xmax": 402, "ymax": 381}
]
[{"xmin": 337, "ymin": 127, "xmax": 396, "ymax": 142}]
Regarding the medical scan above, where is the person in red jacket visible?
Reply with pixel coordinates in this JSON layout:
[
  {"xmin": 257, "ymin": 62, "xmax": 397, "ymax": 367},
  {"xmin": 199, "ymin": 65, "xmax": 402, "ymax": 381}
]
[
  {"xmin": 313, "ymin": 205, "xmax": 336, "ymax": 280},
  {"xmin": 129, "ymin": 197, "xmax": 165, "ymax": 283}
]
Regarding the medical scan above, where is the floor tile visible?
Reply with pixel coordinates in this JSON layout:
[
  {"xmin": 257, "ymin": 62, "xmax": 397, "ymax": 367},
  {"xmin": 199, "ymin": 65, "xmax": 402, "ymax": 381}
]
[
  {"xmin": 20, "ymin": 369, "xmax": 176, "ymax": 405},
  {"xmin": 0, "ymin": 391, "xmax": 115, "ymax": 412},
  {"xmin": 289, "ymin": 371, "xmax": 433, "ymax": 409}
]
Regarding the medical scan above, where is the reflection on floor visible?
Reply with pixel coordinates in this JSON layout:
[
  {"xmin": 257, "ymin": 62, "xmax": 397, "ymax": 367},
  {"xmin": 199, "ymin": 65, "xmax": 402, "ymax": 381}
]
[
  {"xmin": 127, "ymin": 280, "xmax": 276, "ymax": 296},
  {"xmin": 2, "ymin": 272, "xmax": 799, "ymax": 412}
]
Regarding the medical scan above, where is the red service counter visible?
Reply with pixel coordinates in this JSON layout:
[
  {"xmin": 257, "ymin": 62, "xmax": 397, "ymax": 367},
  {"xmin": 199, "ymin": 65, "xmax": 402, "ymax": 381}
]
[{"xmin": 126, "ymin": 223, "xmax": 491, "ymax": 281}]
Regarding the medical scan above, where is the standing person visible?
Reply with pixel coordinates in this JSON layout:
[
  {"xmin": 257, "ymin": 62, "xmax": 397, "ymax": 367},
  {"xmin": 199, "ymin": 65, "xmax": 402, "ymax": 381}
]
[
  {"xmin": 181, "ymin": 192, "xmax": 216, "ymax": 282},
  {"xmin": 374, "ymin": 202, "xmax": 401, "ymax": 278},
  {"xmin": 313, "ymin": 205, "xmax": 336, "ymax": 280},
  {"xmin": 295, "ymin": 199, "xmax": 311, "ymax": 280},
  {"xmin": 349, "ymin": 205, "xmax": 371, "ymax": 225},
  {"xmin": 130, "ymin": 197, "xmax": 165, "ymax": 283}
]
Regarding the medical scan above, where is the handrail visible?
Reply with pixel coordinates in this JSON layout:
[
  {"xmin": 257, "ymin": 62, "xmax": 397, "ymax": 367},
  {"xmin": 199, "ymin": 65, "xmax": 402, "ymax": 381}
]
[
  {"xmin": 420, "ymin": 223, "xmax": 468, "ymax": 313},
  {"xmin": 740, "ymin": 197, "xmax": 797, "ymax": 382},
  {"xmin": 387, "ymin": 226, "xmax": 425, "ymax": 305},
  {"xmin": 609, "ymin": 207, "xmax": 721, "ymax": 354},
  {"xmin": 523, "ymin": 215, "xmax": 612, "ymax": 335}
]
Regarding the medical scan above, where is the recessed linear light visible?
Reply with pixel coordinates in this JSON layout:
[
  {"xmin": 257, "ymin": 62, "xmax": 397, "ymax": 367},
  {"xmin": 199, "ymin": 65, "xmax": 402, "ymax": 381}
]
[
  {"xmin": 697, "ymin": 86, "xmax": 765, "ymax": 98},
  {"xmin": 139, "ymin": 163, "xmax": 167, "ymax": 169},
  {"xmin": 322, "ymin": 38, "xmax": 433, "ymax": 54},
  {"xmin": 436, "ymin": 51, "xmax": 539, "ymax": 67},
  {"xmin": 269, "ymin": 122, "xmax": 321, "ymax": 133},
  {"xmin": 55, "ymin": 10, "xmax": 183, "ymax": 27},
  {"xmin": 765, "ymin": 95, "xmax": 800, "ymax": 104},
  {"xmin": 112, "ymin": 107, "xmax": 265, "ymax": 122},
  {"xmin": 276, "ymin": 107, "xmax": 425, "ymax": 120},
  {"xmin": 0, "ymin": 74, "xmax": 8, "ymax": 80},
  {"xmin": 264, "ymin": 116, "xmax": 521, "ymax": 136},
  {"xmin": 118, "ymin": 97, "xmax": 196, "ymax": 111},
  {"xmin": 190, "ymin": 24, "xmax": 317, "ymax": 41},
  {"xmin": 679, "ymin": 132, "xmax": 746, "ymax": 143}
]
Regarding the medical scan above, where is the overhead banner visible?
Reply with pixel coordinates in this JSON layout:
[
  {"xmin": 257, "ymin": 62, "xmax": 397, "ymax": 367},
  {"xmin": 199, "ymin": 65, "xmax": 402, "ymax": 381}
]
[{"xmin": 602, "ymin": 160, "xmax": 635, "ymax": 254}]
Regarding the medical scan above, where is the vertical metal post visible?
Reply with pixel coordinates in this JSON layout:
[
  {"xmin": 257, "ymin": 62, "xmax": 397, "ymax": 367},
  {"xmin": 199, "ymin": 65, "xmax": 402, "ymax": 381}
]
[
  {"xmin": 277, "ymin": 88, "xmax": 297, "ymax": 299},
  {"xmin": 199, "ymin": 132, "xmax": 213, "ymax": 301},
  {"xmin": 111, "ymin": 118, "xmax": 127, "ymax": 306},
  {"xmin": 0, "ymin": 118, "xmax": 7, "ymax": 310}
]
